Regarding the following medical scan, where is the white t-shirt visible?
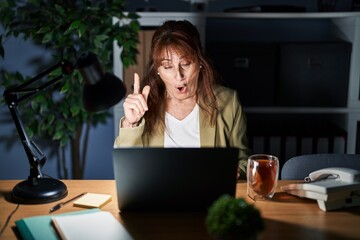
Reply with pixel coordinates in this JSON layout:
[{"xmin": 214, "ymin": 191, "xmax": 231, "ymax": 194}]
[{"xmin": 164, "ymin": 104, "xmax": 200, "ymax": 147}]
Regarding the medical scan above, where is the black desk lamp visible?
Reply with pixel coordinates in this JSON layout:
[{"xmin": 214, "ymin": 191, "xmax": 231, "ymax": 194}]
[{"xmin": 3, "ymin": 52, "xmax": 126, "ymax": 204}]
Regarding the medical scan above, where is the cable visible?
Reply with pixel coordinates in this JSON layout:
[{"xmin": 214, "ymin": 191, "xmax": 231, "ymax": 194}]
[{"xmin": 0, "ymin": 203, "xmax": 20, "ymax": 237}]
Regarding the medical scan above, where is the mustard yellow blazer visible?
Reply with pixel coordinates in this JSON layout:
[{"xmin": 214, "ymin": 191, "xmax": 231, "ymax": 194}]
[{"xmin": 114, "ymin": 85, "xmax": 250, "ymax": 176}]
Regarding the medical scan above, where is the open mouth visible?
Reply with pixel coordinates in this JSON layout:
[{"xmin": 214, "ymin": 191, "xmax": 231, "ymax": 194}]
[
  {"xmin": 176, "ymin": 83, "xmax": 187, "ymax": 93},
  {"xmin": 177, "ymin": 86, "xmax": 186, "ymax": 93}
]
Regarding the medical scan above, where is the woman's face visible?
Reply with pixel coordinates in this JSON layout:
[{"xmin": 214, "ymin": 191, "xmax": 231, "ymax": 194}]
[{"xmin": 157, "ymin": 50, "xmax": 200, "ymax": 102}]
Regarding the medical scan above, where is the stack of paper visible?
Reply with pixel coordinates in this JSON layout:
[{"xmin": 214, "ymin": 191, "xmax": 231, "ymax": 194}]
[{"xmin": 73, "ymin": 193, "xmax": 112, "ymax": 208}]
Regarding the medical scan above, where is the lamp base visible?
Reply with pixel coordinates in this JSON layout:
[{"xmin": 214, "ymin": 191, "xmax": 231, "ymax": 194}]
[{"xmin": 12, "ymin": 178, "xmax": 68, "ymax": 204}]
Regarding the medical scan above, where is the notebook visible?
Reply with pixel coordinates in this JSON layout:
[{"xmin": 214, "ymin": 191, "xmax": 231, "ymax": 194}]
[
  {"xmin": 112, "ymin": 147, "xmax": 239, "ymax": 212},
  {"xmin": 52, "ymin": 211, "xmax": 132, "ymax": 240},
  {"xmin": 15, "ymin": 209, "xmax": 100, "ymax": 240}
]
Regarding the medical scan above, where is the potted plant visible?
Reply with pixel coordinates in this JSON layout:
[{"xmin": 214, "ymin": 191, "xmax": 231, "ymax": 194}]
[
  {"xmin": 0, "ymin": 0, "xmax": 139, "ymax": 179},
  {"xmin": 206, "ymin": 195, "xmax": 265, "ymax": 240}
]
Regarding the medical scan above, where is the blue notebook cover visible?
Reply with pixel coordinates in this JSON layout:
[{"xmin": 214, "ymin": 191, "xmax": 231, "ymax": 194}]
[{"xmin": 15, "ymin": 208, "xmax": 100, "ymax": 240}]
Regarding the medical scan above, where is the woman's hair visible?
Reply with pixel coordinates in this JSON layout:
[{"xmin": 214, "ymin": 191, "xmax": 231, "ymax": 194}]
[{"xmin": 141, "ymin": 20, "xmax": 219, "ymax": 135}]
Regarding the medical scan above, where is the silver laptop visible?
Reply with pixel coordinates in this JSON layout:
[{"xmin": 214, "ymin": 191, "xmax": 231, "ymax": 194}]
[{"xmin": 112, "ymin": 147, "xmax": 239, "ymax": 212}]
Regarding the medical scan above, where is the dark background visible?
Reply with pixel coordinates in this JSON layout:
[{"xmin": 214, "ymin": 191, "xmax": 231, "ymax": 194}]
[{"xmin": 0, "ymin": 0, "xmax": 356, "ymax": 179}]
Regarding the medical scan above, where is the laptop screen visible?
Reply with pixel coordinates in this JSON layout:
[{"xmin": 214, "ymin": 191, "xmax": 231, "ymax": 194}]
[{"xmin": 113, "ymin": 147, "xmax": 239, "ymax": 212}]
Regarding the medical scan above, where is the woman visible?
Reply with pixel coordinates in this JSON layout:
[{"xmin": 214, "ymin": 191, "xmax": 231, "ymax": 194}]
[{"xmin": 114, "ymin": 20, "xmax": 250, "ymax": 177}]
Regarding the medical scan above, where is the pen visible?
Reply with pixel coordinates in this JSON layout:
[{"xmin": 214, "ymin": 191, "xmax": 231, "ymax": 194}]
[{"xmin": 49, "ymin": 192, "xmax": 87, "ymax": 213}]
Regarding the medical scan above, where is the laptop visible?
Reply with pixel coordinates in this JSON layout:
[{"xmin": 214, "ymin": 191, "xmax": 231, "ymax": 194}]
[{"xmin": 112, "ymin": 147, "xmax": 239, "ymax": 212}]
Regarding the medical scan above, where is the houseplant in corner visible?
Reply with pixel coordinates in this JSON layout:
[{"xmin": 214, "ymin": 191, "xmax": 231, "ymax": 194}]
[
  {"xmin": 0, "ymin": 0, "xmax": 139, "ymax": 179},
  {"xmin": 206, "ymin": 195, "xmax": 265, "ymax": 240}
]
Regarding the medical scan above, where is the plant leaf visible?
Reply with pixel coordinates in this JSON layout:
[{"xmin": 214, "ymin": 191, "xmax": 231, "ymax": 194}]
[
  {"xmin": 42, "ymin": 32, "xmax": 53, "ymax": 44},
  {"xmin": 70, "ymin": 105, "xmax": 80, "ymax": 116},
  {"xmin": 69, "ymin": 20, "xmax": 81, "ymax": 31},
  {"xmin": 60, "ymin": 80, "xmax": 71, "ymax": 94},
  {"xmin": 53, "ymin": 131, "xmax": 63, "ymax": 140}
]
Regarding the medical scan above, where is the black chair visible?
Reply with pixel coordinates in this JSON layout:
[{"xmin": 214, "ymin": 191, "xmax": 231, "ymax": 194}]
[{"xmin": 281, "ymin": 154, "xmax": 360, "ymax": 180}]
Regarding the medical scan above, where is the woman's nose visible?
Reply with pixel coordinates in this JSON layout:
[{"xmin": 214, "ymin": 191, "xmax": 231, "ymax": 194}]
[{"xmin": 174, "ymin": 68, "xmax": 184, "ymax": 81}]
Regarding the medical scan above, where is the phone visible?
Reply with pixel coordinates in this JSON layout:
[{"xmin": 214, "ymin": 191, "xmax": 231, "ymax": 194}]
[
  {"xmin": 304, "ymin": 167, "xmax": 360, "ymax": 183},
  {"xmin": 281, "ymin": 167, "xmax": 360, "ymax": 211}
]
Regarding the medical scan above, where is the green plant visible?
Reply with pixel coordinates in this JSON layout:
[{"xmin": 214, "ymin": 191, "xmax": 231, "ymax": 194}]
[
  {"xmin": 206, "ymin": 195, "xmax": 265, "ymax": 239},
  {"xmin": 0, "ymin": 0, "xmax": 139, "ymax": 179}
]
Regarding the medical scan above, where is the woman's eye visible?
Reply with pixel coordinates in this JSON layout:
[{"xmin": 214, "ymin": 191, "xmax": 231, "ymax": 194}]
[{"xmin": 180, "ymin": 62, "xmax": 191, "ymax": 67}]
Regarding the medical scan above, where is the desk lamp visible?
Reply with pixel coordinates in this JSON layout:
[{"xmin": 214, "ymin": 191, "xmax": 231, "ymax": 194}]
[{"xmin": 3, "ymin": 52, "xmax": 126, "ymax": 204}]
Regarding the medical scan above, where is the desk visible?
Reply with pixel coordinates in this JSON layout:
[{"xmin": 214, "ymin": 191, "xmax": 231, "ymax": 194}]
[{"xmin": 1, "ymin": 180, "xmax": 359, "ymax": 240}]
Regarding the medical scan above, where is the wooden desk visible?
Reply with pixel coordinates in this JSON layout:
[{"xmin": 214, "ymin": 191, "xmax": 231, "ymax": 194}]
[{"xmin": 1, "ymin": 180, "xmax": 359, "ymax": 240}]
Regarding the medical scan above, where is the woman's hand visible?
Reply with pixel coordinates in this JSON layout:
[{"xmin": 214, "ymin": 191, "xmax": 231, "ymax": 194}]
[{"xmin": 122, "ymin": 73, "xmax": 150, "ymax": 128}]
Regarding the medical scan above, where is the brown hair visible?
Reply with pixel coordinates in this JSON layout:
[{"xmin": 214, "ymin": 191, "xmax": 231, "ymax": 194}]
[{"xmin": 141, "ymin": 20, "xmax": 219, "ymax": 135}]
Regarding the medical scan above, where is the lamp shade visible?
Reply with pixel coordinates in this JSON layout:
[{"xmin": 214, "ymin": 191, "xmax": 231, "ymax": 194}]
[{"xmin": 77, "ymin": 52, "xmax": 126, "ymax": 112}]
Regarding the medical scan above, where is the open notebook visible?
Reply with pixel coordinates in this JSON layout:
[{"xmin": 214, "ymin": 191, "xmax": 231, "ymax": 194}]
[{"xmin": 112, "ymin": 147, "xmax": 239, "ymax": 212}]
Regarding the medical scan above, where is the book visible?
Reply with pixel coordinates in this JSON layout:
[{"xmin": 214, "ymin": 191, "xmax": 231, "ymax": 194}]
[
  {"xmin": 72, "ymin": 192, "xmax": 112, "ymax": 208},
  {"xmin": 300, "ymin": 137, "xmax": 313, "ymax": 155},
  {"xmin": 269, "ymin": 136, "xmax": 281, "ymax": 157},
  {"xmin": 284, "ymin": 136, "xmax": 296, "ymax": 160},
  {"xmin": 252, "ymin": 136, "xmax": 265, "ymax": 154},
  {"xmin": 51, "ymin": 211, "xmax": 132, "ymax": 240},
  {"xmin": 15, "ymin": 208, "xmax": 100, "ymax": 240},
  {"xmin": 333, "ymin": 136, "xmax": 346, "ymax": 153}
]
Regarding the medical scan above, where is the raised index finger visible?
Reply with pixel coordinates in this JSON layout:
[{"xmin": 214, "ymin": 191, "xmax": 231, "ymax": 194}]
[{"xmin": 133, "ymin": 73, "xmax": 140, "ymax": 94}]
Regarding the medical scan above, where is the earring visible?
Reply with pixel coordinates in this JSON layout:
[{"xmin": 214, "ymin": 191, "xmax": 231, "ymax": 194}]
[
  {"xmin": 200, "ymin": 65, "xmax": 203, "ymax": 69},
  {"xmin": 157, "ymin": 72, "xmax": 160, "ymax": 75}
]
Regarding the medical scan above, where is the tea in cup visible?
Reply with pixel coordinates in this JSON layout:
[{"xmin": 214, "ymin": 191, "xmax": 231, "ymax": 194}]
[{"xmin": 247, "ymin": 154, "xmax": 279, "ymax": 200}]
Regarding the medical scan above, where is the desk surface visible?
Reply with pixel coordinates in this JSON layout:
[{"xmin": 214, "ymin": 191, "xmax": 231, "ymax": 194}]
[{"xmin": 1, "ymin": 180, "xmax": 359, "ymax": 240}]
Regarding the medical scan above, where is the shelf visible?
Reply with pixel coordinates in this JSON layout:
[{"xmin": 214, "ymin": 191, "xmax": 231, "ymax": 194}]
[
  {"xmin": 244, "ymin": 107, "xmax": 360, "ymax": 114},
  {"xmin": 135, "ymin": 11, "xmax": 360, "ymax": 21},
  {"xmin": 205, "ymin": 12, "xmax": 360, "ymax": 19}
]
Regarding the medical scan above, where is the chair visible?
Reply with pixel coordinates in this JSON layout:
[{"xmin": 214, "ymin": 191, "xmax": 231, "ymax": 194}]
[{"xmin": 281, "ymin": 153, "xmax": 360, "ymax": 180}]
